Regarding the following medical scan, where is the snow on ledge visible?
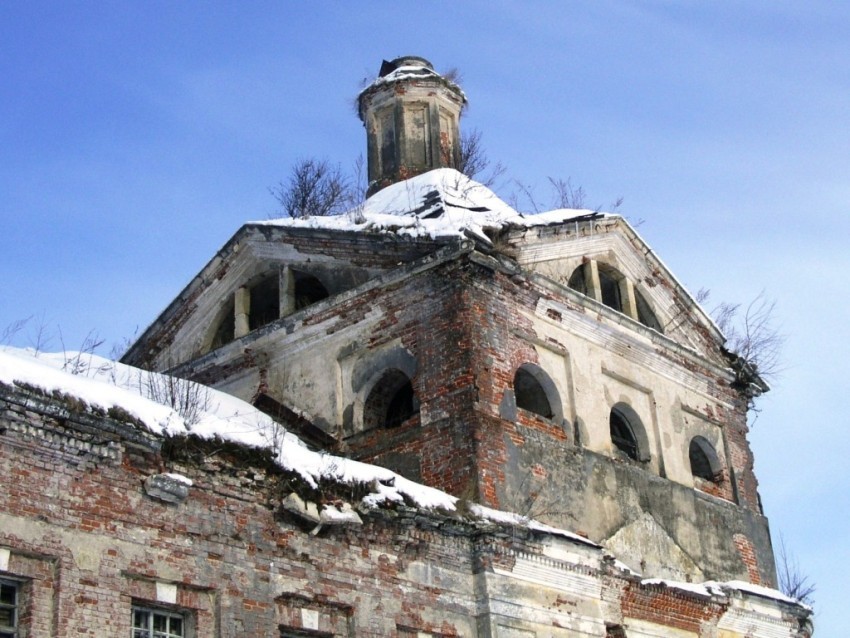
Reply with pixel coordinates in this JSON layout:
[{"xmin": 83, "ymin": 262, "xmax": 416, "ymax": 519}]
[
  {"xmin": 0, "ymin": 346, "xmax": 595, "ymax": 547},
  {"xmin": 641, "ymin": 577, "xmax": 807, "ymax": 608}
]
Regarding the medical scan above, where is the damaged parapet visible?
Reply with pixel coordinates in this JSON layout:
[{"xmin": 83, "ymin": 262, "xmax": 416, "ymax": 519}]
[
  {"xmin": 358, "ymin": 56, "xmax": 467, "ymax": 194},
  {"xmin": 144, "ymin": 473, "xmax": 192, "ymax": 504},
  {"xmin": 281, "ymin": 492, "xmax": 362, "ymax": 535}
]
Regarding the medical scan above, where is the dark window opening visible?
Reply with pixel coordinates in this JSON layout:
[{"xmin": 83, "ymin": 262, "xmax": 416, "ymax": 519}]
[
  {"xmin": 210, "ymin": 299, "xmax": 235, "ymax": 350},
  {"xmin": 598, "ymin": 267, "xmax": 623, "ymax": 312},
  {"xmin": 380, "ymin": 110, "xmax": 396, "ymax": 175},
  {"xmin": 132, "ymin": 606, "xmax": 186, "ymax": 638},
  {"xmin": 514, "ymin": 367, "xmax": 554, "ymax": 419},
  {"xmin": 610, "ymin": 409, "xmax": 638, "ymax": 460},
  {"xmin": 364, "ymin": 370, "xmax": 417, "ymax": 430},
  {"xmin": 605, "ymin": 624, "xmax": 627, "ymax": 638},
  {"xmin": 0, "ymin": 580, "xmax": 18, "ymax": 638},
  {"xmin": 690, "ymin": 437, "xmax": 720, "ymax": 482},
  {"xmin": 567, "ymin": 264, "xmax": 587, "ymax": 295},
  {"xmin": 293, "ymin": 271, "xmax": 329, "ymax": 310},
  {"xmin": 280, "ymin": 631, "xmax": 333, "ymax": 638},
  {"xmin": 635, "ymin": 288, "xmax": 662, "ymax": 332},
  {"xmin": 385, "ymin": 382, "xmax": 414, "ymax": 428},
  {"xmin": 250, "ymin": 275, "xmax": 280, "ymax": 331}
]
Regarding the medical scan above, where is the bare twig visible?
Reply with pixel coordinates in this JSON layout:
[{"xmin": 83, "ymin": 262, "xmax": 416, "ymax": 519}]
[
  {"xmin": 711, "ymin": 290, "xmax": 785, "ymax": 381},
  {"xmin": 777, "ymin": 532, "xmax": 816, "ymax": 606},
  {"xmin": 270, "ymin": 158, "xmax": 351, "ymax": 218},
  {"xmin": 1, "ymin": 316, "xmax": 32, "ymax": 346}
]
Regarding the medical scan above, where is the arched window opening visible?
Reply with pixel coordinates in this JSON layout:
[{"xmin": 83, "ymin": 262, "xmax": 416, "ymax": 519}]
[
  {"xmin": 568, "ymin": 264, "xmax": 588, "ymax": 295},
  {"xmin": 598, "ymin": 264, "xmax": 624, "ymax": 313},
  {"xmin": 210, "ymin": 299, "xmax": 235, "ymax": 350},
  {"xmin": 689, "ymin": 436, "xmax": 721, "ymax": 482},
  {"xmin": 249, "ymin": 274, "xmax": 280, "ymax": 331},
  {"xmin": 610, "ymin": 404, "xmax": 648, "ymax": 462},
  {"xmin": 293, "ymin": 271, "xmax": 329, "ymax": 310},
  {"xmin": 610, "ymin": 409, "xmax": 638, "ymax": 460},
  {"xmin": 363, "ymin": 369, "xmax": 417, "ymax": 430},
  {"xmin": 635, "ymin": 288, "xmax": 662, "ymax": 333},
  {"xmin": 514, "ymin": 366, "xmax": 554, "ymax": 419}
]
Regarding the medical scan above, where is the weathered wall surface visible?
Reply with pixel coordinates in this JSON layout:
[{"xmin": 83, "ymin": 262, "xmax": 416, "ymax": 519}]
[
  {"xmin": 122, "ymin": 216, "xmax": 775, "ymax": 590},
  {"xmin": 151, "ymin": 237, "xmax": 774, "ymax": 586},
  {"xmin": 464, "ymin": 262, "xmax": 775, "ymax": 586},
  {"xmin": 0, "ymin": 385, "xmax": 810, "ymax": 637}
]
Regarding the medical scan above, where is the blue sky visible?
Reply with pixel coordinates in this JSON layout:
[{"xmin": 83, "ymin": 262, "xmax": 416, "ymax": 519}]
[{"xmin": 2, "ymin": 2, "xmax": 847, "ymax": 632}]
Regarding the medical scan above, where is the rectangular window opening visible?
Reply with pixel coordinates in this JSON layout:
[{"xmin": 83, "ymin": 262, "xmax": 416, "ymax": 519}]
[
  {"xmin": 132, "ymin": 605, "xmax": 188, "ymax": 638},
  {"xmin": 0, "ymin": 579, "xmax": 19, "ymax": 638}
]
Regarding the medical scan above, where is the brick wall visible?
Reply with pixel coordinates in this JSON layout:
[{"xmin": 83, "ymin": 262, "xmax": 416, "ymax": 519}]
[{"xmin": 0, "ymin": 383, "xmax": 811, "ymax": 637}]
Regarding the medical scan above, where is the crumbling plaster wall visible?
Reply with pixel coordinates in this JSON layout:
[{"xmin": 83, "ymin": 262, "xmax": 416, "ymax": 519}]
[
  {"xmin": 464, "ymin": 263, "xmax": 774, "ymax": 586},
  {"xmin": 0, "ymin": 386, "xmax": 810, "ymax": 637},
  {"xmin": 124, "ymin": 227, "xmax": 440, "ymax": 370},
  {"xmin": 173, "ymin": 249, "xmax": 482, "ymax": 497},
  {"xmin": 513, "ymin": 219, "xmax": 726, "ymax": 366}
]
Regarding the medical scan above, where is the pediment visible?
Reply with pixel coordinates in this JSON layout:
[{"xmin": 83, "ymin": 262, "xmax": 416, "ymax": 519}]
[{"xmin": 510, "ymin": 216, "xmax": 726, "ymax": 361}]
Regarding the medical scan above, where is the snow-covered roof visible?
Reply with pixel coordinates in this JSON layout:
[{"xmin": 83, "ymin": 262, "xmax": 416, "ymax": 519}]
[
  {"xmin": 358, "ymin": 59, "xmax": 467, "ymax": 103},
  {"xmin": 257, "ymin": 168, "xmax": 604, "ymax": 245}
]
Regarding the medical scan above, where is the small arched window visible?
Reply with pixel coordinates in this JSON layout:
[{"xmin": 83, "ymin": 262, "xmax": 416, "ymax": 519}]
[
  {"xmin": 293, "ymin": 270, "xmax": 329, "ymax": 310},
  {"xmin": 512, "ymin": 363, "xmax": 562, "ymax": 423},
  {"xmin": 514, "ymin": 367, "xmax": 553, "ymax": 419},
  {"xmin": 210, "ymin": 299, "xmax": 235, "ymax": 350},
  {"xmin": 635, "ymin": 288, "xmax": 662, "ymax": 333},
  {"xmin": 689, "ymin": 436, "xmax": 721, "ymax": 482},
  {"xmin": 609, "ymin": 403, "xmax": 648, "ymax": 462},
  {"xmin": 363, "ymin": 369, "xmax": 418, "ymax": 430},
  {"xmin": 569, "ymin": 262, "xmax": 663, "ymax": 334},
  {"xmin": 568, "ymin": 264, "xmax": 588, "ymax": 295}
]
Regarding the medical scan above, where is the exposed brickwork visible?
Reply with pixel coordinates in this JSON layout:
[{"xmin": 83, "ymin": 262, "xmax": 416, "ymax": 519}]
[
  {"xmin": 0, "ymin": 383, "xmax": 812, "ymax": 637},
  {"xmin": 734, "ymin": 533, "xmax": 763, "ymax": 585},
  {"xmin": 621, "ymin": 583, "xmax": 724, "ymax": 634}
]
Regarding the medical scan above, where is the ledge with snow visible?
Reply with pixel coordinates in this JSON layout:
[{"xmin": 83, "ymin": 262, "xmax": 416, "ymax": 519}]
[{"xmin": 0, "ymin": 346, "xmax": 811, "ymax": 637}]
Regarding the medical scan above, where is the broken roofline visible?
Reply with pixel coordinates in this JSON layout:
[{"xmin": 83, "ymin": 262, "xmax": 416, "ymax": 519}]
[{"xmin": 124, "ymin": 215, "xmax": 738, "ymax": 393}]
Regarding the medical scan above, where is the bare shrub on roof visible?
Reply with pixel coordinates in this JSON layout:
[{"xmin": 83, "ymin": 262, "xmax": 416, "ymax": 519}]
[
  {"xmin": 509, "ymin": 177, "xmax": 622, "ymax": 215},
  {"xmin": 1, "ymin": 316, "xmax": 32, "ymax": 346},
  {"xmin": 271, "ymin": 158, "xmax": 351, "ymax": 218},
  {"xmin": 58, "ymin": 327, "xmax": 107, "ymax": 376},
  {"xmin": 548, "ymin": 177, "xmax": 587, "ymax": 209},
  {"xmin": 450, "ymin": 128, "xmax": 506, "ymax": 188},
  {"xmin": 140, "ymin": 369, "xmax": 211, "ymax": 428},
  {"xmin": 777, "ymin": 532, "xmax": 816, "ymax": 606},
  {"xmin": 709, "ymin": 290, "xmax": 785, "ymax": 383}
]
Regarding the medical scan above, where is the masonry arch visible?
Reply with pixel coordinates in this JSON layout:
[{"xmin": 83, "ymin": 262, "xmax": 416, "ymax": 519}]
[
  {"xmin": 513, "ymin": 363, "xmax": 562, "ymax": 422},
  {"xmin": 208, "ymin": 297, "xmax": 235, "ymax": 351},
  {"xmin": 567, "ymin": 262, "xmax": 628, "ymax": 314},
  {"xmin": 362, "ymin": 369, "xmax": 419, "ymax": 430},
  {"xmin": 634, "ymin": 287, "xmax": 662, "ymax": 332},
  {"xmin": 609, "ymin": 403, "xmax": 650, "ymax": 462},
  {"xmin": 689, "ymin": 435, "xmax": 722, "ymax": 482},
  {"xmin": 291, "ymin": 269, "xmax": 329, "ymax": 311},
  {"xmin": 569, "ymin": 261, "xmax": 662, "ymax": 333},
  {"xmin": 567, "ymin": 262, "xmax": 589, "ymax": 296}
]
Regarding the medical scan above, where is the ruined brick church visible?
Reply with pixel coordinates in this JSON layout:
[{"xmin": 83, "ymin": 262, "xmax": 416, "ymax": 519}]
[{"xmin": 0, "ymin": 57, "xmax": 811, "ymax": 636}]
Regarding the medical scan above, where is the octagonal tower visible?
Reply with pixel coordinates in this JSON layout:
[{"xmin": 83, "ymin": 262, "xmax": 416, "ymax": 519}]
[{"xmin": 358, "ymin": 56, "xmax": 466, "ymax": 194}]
